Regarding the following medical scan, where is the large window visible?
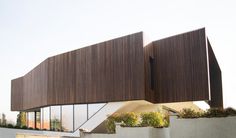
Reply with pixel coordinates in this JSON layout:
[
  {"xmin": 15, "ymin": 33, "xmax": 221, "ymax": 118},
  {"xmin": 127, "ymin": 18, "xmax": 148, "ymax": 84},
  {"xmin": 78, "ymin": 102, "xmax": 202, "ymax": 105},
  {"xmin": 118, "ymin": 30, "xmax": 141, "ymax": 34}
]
[
  {"xmin": 26, "ymin": 103, "xmax": 106, "ymax": 132},
  {"xmin": 28, "ymin": 112, "xmax": 35, "ymax": 128},
  {"xmin": 50, "ymin": 106, "xmax": 61, "ymax": 131},
  {"xmin": 36, "ymin": 111, "xmax": 41, "ymax": 129},
  {"xmin": 74, "ymin": 104, "xmax": 87, "ymax": 130},
  {"xmin": 62, "ymin": 105, "xmax": 73, "ymax": 132},
  {"xmin": 88, "ymin": 103, "xmax": 105, "ymax": 118},
  {"xmin": 42, "ymin": 107, "xmax": 50, "ymax": 130}
]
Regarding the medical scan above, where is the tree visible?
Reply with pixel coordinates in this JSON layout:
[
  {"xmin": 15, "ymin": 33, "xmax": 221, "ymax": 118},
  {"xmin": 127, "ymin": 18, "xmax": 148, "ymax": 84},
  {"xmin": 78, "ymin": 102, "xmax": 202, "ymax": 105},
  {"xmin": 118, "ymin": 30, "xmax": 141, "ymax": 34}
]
[
  {"xmin": 1, "ymin": 113, "xmax": 6, "ymax": 126},
  {"xmin": 16, "ymin": 112, "xmax": 27, "ymax": 127}
]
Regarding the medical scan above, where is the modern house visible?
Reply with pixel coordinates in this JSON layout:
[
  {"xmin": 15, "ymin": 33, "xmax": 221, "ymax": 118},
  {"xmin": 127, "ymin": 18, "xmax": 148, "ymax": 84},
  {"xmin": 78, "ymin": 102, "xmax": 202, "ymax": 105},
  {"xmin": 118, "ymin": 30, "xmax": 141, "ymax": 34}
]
[{"xmin": 11, "ymin": 28, "xmax": 223, "ymax": 136}]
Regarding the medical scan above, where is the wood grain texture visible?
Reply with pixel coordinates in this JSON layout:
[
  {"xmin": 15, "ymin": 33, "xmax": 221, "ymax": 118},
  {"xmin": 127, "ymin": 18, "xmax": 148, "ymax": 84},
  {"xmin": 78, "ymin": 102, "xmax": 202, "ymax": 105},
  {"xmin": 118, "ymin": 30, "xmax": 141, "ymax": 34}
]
[
  {"xmin": 11, "ymin": 77, "xmax": 24, "ymax": 111},
  {"xmin": 144, "ymin": 28, "xmax": 210, "ymax": 103},
  {"xmin": 11, "ymin": 32, "xmax": 145, "ymax": 111},
  {"xmin": 75, "ymin": 33, "xmax": 145, "ymax": 103},
  {"xmin": 23, "ymin": 60, "xmax": 48, "ymax": 110},
  {"xmin": 207, "ymin": 40, "xmax": 223, "ymax": 108},
  {"xmin": 11, "ymin": 29, "xmax": 224, "ymax": 111}
]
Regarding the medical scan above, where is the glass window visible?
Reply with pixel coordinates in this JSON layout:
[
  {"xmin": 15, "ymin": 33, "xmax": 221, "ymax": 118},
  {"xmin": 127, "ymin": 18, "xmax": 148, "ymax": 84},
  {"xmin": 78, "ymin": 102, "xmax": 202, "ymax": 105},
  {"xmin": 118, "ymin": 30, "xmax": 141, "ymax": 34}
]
[
  {"xmin": 36, "ymin": 111, "xmax": 41, "ymax": 129},
  {"xmin": 40, "ymin": 108, "xmax": 44, "ymax": 129},
  {"xmin": 74, "ymin": 104, "xmax": 87, "ymax": 130},
  {"xmin": 50, "ymin": 106, "xmax": 61, "ymax": 131},
  {"xmin": 26, "ymin": 112, "xmax": 29, "ymax": 127},
  {"xmin": 28, "ymin": 112, "xmax": 35, "ymax": 128},
  {"xmin": 88, "ymin": 103, "xmax": 105, "ymax": 118},
  {"xmin": 61, "ymin": 105, "xmax": 73, "ymax": 132},
  {"xmin": 43, "ymin": 107, "xmax": 50, "ymax": 130}
]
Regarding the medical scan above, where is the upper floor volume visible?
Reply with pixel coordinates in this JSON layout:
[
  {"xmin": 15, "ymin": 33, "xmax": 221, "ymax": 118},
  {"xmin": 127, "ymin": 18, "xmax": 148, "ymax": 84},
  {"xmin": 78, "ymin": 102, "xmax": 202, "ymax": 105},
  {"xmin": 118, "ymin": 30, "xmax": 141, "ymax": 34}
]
[{"xmin": 11, "ymin": 28, "xmax": 223, "ymax": 111}]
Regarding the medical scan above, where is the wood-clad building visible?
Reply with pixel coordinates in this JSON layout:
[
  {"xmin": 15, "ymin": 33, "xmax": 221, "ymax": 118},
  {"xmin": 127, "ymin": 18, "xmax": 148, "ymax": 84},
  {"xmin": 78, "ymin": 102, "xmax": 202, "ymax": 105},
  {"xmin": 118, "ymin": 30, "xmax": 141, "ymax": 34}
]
[{"xmin": 11, "ymin": 28, "xmax": 223, "ymax": 111}]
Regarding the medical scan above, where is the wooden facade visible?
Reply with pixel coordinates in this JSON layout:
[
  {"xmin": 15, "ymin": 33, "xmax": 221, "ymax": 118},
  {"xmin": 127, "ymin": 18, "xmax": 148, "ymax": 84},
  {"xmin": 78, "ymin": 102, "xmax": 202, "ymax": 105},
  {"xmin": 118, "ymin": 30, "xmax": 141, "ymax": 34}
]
[
  {"xmin": 207, "ymin": 40, "xmax": 223, "ymax": 107},
  {"xmin": 11, "ymin": 32, "xmax": 145, "ymax": 111},
  {"xmin": 11, "ymin": 29, "xmax": 223, "ymax": 111},
  {"xmin": 144, "ymin": 28, "xmax": 210, "ymax": 103}
]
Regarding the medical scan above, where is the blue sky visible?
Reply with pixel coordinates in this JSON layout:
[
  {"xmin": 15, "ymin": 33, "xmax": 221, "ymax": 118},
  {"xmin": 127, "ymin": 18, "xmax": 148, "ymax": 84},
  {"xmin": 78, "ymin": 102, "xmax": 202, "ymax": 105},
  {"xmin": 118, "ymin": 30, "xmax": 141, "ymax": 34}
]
[{"xmin": 0, "ymin": 0, "xmax": 236, "ymax": 122}]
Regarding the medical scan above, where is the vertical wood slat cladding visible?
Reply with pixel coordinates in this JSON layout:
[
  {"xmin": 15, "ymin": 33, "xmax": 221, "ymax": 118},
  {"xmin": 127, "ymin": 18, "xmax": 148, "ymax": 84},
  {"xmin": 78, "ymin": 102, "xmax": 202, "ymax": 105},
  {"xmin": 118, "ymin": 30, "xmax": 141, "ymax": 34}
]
[
  {"xmin": 11, "ymin": 77, "xmax": 23, "ymax": 111},
  {"xmin": 207, "ymin": 40, "xmax": 223, "ymax": 108},
  {"xmin": 47, "ymin": 51, "xmax": 76, "ymax": 105},
  {"xmin": 75, "ymin": 33, "xmax": 145, "ymax": 103},
  {"xmin": 144, "ymin": 28, "xmax": 210, "ymax": 103},
  {"xmin": 11, "ymin": 29, "xmax": 224, "ymax": 111},
  {"xmin": 11, "ymin": 32, "xmax": 145, "ymax": 111},
  {"xmin": 23, "ymin": 60, "xmax": 48, "ymax": 110}
]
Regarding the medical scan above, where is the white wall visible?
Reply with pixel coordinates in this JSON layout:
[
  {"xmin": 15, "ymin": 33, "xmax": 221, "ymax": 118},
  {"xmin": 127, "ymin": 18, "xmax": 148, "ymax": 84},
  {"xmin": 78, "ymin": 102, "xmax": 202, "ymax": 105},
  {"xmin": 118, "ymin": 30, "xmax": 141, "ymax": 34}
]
[
  {"xmin": 0, "ymin": 128, "xmax": 43, "ymax": 138},
  {"xmin": 81, "ymin": 116, "xmax": 236, "ymax": 138},
  {"xmin": 170, "ymin": 116, "xmax": 236, "ymax": 138},
  {"xmin": 81, "ymin": 125, "xmax": 170, "ymax": 138},
  {"xmin": 0, "ymin": 128, "xmax": 78, "ymax": 138},
  {"xmin": 2, "ymin": 116, "xmax": 236, "ymax": 138}
]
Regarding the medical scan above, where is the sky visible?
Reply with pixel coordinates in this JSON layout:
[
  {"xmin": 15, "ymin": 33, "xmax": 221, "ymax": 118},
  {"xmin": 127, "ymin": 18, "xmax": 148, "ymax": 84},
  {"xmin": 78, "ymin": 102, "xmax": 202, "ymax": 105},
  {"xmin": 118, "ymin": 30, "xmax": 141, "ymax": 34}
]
[{"xmin": 0, "ymin": 0, "xmax": 236, "ymax": 122}]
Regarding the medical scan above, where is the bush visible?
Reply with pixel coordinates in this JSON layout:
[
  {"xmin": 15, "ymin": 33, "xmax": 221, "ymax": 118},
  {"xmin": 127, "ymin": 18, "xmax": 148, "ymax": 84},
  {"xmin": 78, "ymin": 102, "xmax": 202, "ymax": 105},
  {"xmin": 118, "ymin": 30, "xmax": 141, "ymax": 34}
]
[
  {"xmin": 120, "ymin": 112, "xmax": 138, "ymax": 127},
  {"xmin": 204, "ymin": 108, "xmax": 227, "ymax": 118},
  {"xmin": 140, "ymin": 112, "xmax": 168, "ymax": 128},
  {"xmin": 106, "ymin": 112, "xmax": 138, "ymax": 133},
  {"xmin": 106, "ymin": 114, "xmax": 120, "ymax": 133},
  {"xmin": 179, "ymin": 108, "xmax": 202, "ymax": 118},
  {"xmin": 225, "ymin": 107, "xmax": 236, "ymax": 116},
  {"xmin": 28, "ymin": 127, "xmax": 33, "ymax": 130},
  {"xmin": 106, "ymin": 112, "xmax": 169, "ymax": 133},
  {"xmin": 21, "ymin": 125, "xmax": 28, "ymax": 129},
  {"xmin": 14, "ymin": 125, "xmax": 21, "ymax": 129},
  {"xmin": 7, "ymin": 124, "xmax": 14, "ymax": 128},
  {"xmin": 179, "ymin": 107, "xmax": 236, "ymax": 119}
]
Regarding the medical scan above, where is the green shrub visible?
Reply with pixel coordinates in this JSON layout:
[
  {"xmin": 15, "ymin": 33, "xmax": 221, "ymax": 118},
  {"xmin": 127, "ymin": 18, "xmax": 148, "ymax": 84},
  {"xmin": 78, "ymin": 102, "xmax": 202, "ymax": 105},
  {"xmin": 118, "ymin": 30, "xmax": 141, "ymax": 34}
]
[
  {"xmin": 14, "ymin": 125, "xmax": 21, "ymax": 129},
  {"xmin": 21, "ymin": 125, "xmax": 28, "ymax": 129},
  {"xmin": 28, "ymin": 127, "xmax": 33, "ymax": 130},
  {"xmin": 7, "ymin": 124, "xmax": 14, "ymax": 128},
  {"xmin": 106, "ymin": 112, "xmax": 138, "ymax": 133},
  {"xmin": 140, "ymin": 112, "xmax": 169, "ymax": 128},
  {"xmin": 204, "ymin": 108, "xmax": 227, "ymax": 118},
  {"xmin": 120, "ymin": 112, "xmax": 138, "ymax": 127},
  {"xmin": 106, "ymin": 112, "xmax": 169, "ymax": 133},
  {"xmin": 179, "ymin": 108, "xmax": 202, "ymax": 118},
  {"xmin": 179, "ymin": 107, "xmax": 236, "ymax": 119},
  {"xmin": 225, "ymin": 107, "xmax": 236, "ymax": 116}
]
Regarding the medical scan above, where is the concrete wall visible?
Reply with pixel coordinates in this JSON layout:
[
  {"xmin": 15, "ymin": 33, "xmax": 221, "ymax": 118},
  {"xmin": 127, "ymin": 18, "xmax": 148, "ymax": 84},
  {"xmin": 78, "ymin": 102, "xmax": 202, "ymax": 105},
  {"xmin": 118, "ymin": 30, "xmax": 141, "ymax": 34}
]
[
  {"xmin": 2, "ymin": 116, "xmax": 236, "ymax": 138},
  {"xmin": 170, "ymin": 116, "xmax": 236, "ymax": 138},
  {"xmin": 81, "ymin": 116, "xmax": 236, "ymax": 138},
  {"xmin": 0, "ymin": 128, "xmax": 43, "ymax": 138},
  {"xmin": 0, "ymin": 128, "xmax": 78, "ymax": 138},
  {"xmin": 81, "ymin": 125, "xmax": 170, "ymax": 138}
]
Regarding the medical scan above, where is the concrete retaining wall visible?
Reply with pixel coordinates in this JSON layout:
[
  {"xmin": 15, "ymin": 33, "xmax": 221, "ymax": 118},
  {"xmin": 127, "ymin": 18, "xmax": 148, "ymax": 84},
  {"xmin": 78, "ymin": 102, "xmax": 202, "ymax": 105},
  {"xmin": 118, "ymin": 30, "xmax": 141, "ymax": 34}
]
[
  {"xmin": 170, "ymin": 116, "xmax": 236, "ymax": 138},
  {"xmin": 81, "ymin": 125, "xmax": 170, "ymax": 138},
  {"xmin": 0, "ymin": 128, "xmax": 43, "ymax": 138},
  {"xmin": 0, "ymin": 128, "xmax": 78, "ymax": 138},
  {"xmin": 81, "ymin": 116, "xmax": 236, "ymax": 138},
  {"xmin": 2, "ymin": 116, "xmax": 236, "ymax": 138}
]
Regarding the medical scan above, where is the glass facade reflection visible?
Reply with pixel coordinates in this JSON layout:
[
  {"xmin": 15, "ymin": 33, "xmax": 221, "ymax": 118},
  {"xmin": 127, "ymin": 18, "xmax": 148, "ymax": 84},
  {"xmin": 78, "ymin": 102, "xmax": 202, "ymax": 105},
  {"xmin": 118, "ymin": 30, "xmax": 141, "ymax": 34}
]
[
  {"xmin": 28, "ymin": 112, "xmax": 35, "ymax": 128},
  {"xmin": 50, "ymin": 106, "xmax": 61, "ymax": 131},
  {"xmin": 74, "ymin": 104, "xmax": 87, "ymax": 129},
  {"xmin": 88, "ymin": 103, "xmax": 105, "ymax": 118},
  {"xmin": 25, "ymin": 103, "xmax": 106, "ymax": 132},
  {"xmin": 42, "ymin": 107, "xmax": 50, "ymax": 130},
  {"xmin": 36, "ymin": 111, "xmax": 41, "ymax": 129},
  {"xmin": 62, "ymin": 105, "xmax": 73, "ymax": 132}
]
